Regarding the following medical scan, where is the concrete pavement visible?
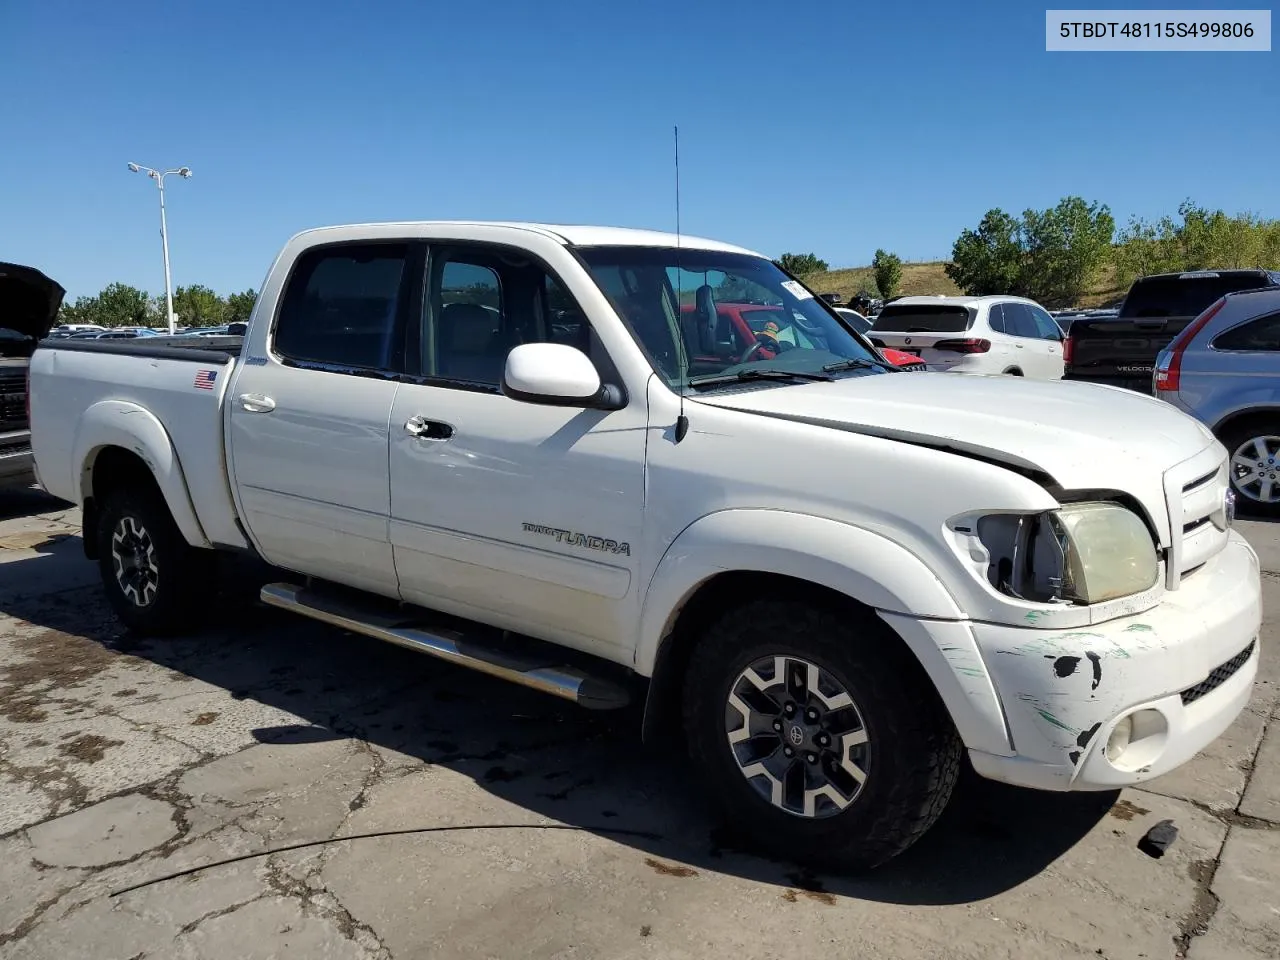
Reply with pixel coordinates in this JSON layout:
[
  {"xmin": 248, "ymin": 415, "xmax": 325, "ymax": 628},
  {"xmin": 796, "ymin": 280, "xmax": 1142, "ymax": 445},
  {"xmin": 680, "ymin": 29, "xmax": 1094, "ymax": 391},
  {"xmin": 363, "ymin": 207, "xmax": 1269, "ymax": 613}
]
[{"xmin": 0, "ymin": 485, "xmax": 1276, "ymax": 960}]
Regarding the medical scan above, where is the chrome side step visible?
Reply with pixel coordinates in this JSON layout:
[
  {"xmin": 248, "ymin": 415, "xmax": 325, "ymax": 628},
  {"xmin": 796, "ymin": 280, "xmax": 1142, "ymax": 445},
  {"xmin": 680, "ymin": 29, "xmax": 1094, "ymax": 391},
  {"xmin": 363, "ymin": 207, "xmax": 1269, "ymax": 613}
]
[{"xmin": 259, "ymin": 582, "xmax": 631, "ymax": 710}]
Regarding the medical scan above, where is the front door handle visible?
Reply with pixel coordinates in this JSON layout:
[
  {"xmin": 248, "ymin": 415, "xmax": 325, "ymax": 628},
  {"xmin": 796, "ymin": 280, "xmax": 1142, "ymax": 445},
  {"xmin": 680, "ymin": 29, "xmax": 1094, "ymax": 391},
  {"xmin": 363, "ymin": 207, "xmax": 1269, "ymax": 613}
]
[
  {"xmin": 404, "ymin": 416, "xmax": 454, "ymax": 441},
  {"xmin": 239, "ymin": 393, "xmax": 276, "ymax": 413}
]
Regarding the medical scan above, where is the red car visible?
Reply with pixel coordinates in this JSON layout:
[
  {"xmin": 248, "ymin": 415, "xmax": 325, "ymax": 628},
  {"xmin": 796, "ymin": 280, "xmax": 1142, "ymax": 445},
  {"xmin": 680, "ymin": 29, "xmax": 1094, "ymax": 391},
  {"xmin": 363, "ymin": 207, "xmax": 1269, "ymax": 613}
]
[{"xmin": 680, "ymin": 302, "xmax": 927, "ymax": 371}]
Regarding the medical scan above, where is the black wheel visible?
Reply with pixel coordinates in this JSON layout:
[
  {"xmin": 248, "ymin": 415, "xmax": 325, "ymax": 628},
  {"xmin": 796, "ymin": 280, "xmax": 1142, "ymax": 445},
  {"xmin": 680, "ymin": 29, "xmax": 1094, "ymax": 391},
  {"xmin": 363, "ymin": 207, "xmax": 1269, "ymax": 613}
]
[
  {"xmin": 95, "ymin": 486, "xmax": 211, "ymax": 635},
  {"xmin": 1220, "ymin": 419, "xmax": 1280, "ymax": 519},
  {"xmin": 683, "ymin": 598, "xmax": 961, "ymax": 871}
]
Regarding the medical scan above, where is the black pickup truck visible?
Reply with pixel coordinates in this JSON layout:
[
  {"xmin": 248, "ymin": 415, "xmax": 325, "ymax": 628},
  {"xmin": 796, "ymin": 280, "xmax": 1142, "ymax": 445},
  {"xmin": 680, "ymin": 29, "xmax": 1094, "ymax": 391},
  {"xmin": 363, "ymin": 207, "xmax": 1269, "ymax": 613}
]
[
  {"xmin": 1, "ymin": 262, "xmax": 65, "ymax": 490},
  {"xmin": 1064, "ymin": 269, "xmax": 1280, "ymax": 393}
]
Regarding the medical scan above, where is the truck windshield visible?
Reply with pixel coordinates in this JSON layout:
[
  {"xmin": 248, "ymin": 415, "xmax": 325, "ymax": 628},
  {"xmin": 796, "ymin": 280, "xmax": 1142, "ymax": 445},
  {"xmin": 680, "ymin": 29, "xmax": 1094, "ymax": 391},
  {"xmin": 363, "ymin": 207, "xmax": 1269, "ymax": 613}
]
[{"xmin": 573, "ymin": 245, "xmax": 886, "ymax": 391}]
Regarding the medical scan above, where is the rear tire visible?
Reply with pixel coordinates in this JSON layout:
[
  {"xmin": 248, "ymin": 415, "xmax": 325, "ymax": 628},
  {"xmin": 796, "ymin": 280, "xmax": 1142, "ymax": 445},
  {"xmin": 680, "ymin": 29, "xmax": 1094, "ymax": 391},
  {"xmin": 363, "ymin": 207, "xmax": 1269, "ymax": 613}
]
[
  {"xmin": 1219, "ymin": 419, "xmax": 1280, "ymax": 519},
  {"xmin": 682, "ymin": 598, "xmax": 961, "ymax": 872},
  {"xmin": 95, "ymin": 486, "xmax": 211, "ymax": 635}
]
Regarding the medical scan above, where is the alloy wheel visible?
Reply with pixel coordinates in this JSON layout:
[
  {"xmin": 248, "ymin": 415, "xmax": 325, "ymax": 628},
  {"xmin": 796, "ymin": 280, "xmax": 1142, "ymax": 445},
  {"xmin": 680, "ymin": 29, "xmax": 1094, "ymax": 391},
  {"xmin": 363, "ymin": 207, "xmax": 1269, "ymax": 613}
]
[
  {"xmin": 724, "ymin": 654, "xmax": 870, "ymax": 819},
  {"xmin": 110, "ymin": 516, "xmax": 159, "ymax": 607},
  {"xmin": 1230, "ymin": 435, "xmax": 1280, "ymax": 504}
]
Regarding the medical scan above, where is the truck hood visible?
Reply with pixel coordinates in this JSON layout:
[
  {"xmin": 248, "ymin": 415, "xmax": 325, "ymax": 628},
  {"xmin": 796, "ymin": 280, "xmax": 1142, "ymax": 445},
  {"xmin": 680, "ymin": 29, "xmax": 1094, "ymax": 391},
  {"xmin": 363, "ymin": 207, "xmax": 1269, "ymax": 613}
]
[
  {"xmin": 693, "ymin": 371, "xmax": 1218, "ymax": 535},
  {"xmin": 0, "ymin": 262, "xmax": 65, "ymax": 344}
]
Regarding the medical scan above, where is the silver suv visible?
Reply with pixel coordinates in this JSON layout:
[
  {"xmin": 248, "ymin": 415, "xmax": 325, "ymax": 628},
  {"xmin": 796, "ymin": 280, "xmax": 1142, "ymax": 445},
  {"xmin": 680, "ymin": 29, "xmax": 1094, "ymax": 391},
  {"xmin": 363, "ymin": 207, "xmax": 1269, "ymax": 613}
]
[{"xmin": 1154, "ymin": 285, "xmax": 1280, "ymax": 516}]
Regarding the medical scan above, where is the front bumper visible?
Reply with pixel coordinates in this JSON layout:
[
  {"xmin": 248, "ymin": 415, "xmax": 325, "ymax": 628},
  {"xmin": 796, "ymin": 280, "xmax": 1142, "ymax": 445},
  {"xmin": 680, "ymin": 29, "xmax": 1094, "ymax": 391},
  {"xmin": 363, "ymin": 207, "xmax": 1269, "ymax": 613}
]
[{"xmin": 962, "ymin": 531, "xmax": 1260, "ymax": 791}]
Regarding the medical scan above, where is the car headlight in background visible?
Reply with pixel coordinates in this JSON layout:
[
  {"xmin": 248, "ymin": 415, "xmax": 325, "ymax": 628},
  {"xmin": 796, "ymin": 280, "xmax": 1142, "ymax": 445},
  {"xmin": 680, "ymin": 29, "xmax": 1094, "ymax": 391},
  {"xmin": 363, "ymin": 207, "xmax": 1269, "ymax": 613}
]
[{"xmin": 974, "ymin": 502, "xmax": 1159, "ymax": 605}]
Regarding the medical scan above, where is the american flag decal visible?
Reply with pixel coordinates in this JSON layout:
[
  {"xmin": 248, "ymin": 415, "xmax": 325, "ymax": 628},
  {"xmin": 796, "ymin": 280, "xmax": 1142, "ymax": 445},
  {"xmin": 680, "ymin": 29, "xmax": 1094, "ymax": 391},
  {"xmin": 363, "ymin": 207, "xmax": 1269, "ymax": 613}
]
[{"xmin": 193, "ymin": 369, "xmax": 218, "ymax": 390}]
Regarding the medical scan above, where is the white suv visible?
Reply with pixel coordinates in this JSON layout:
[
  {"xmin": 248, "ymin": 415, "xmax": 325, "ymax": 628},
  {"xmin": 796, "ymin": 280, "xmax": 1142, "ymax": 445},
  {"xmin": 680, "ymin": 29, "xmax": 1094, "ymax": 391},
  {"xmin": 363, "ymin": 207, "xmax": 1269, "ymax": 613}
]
[{"xmin": 869, "ymin": 295, "xmax": 1065, "ymax": 379}]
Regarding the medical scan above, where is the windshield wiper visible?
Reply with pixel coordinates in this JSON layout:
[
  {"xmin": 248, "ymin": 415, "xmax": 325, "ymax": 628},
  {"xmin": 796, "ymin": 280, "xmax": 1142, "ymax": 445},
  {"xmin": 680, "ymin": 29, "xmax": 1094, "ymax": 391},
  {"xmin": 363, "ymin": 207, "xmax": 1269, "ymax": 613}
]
[
  {"xmin": 821, "ymin": 358, "xmax": 891, "ymax": 373},
  {"xmin": 687, "ymin": 368, "xmax": 835, "ymax": 389}
]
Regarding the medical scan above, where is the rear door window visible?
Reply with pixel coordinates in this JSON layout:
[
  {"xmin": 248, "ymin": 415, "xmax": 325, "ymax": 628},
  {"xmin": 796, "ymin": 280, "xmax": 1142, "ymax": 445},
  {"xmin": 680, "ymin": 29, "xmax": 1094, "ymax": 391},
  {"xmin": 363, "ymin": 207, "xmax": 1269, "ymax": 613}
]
[
  {"xmin": 274, "ymin": 242, "xmax": 409, "ymax": 371},
  {"xmin": 870, "ymin": 304, "xmax": 972, "ymax": 333},
  {"xmin": 1120, "ymin": 274, "xmax": 1276, "ymax": 318},
  {"xmin": 1212, "ymin": 312, "xmax": 1280, "ymax": 352},
  {"xmin": 1001, "ymin": 303, "xmax": 1039, "ymax": 338}
]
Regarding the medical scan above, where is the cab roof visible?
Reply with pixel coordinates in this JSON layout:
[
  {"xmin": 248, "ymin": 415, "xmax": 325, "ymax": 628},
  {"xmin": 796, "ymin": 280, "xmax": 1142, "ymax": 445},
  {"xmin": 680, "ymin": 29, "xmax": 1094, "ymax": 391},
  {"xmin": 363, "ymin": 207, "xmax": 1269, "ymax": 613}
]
[{"xmin": 291, "ymin": 221, "xmax": 765, "ymax": 257}]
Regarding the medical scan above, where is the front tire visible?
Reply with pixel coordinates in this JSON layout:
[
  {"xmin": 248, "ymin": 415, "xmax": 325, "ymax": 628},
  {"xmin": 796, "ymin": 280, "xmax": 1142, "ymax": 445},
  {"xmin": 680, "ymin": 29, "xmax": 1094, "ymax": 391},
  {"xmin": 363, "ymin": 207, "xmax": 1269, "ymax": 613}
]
[
  {"xmin": 95, "ymin": 486, "xmax": 210, "ymax": 635},
  {"xmin": 682, "ymin": 598, "xmax": 961, "ymax": 871}
]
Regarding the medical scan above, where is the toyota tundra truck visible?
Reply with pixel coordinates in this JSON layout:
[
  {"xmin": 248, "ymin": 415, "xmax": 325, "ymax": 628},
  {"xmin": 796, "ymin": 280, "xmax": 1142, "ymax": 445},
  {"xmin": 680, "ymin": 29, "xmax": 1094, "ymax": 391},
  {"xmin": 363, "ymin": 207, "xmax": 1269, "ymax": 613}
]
[{"xmin": 28, "ymin": 222, "xmax": 1261, "ymax": 870}]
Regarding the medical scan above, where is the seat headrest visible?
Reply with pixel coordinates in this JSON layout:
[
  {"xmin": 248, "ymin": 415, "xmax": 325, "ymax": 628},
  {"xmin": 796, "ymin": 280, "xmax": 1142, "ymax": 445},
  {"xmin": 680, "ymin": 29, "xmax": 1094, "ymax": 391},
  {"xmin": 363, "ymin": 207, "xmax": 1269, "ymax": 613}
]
[{"xmin": 440, "ymin": 302, "xmax": 497, "ymax": 353}]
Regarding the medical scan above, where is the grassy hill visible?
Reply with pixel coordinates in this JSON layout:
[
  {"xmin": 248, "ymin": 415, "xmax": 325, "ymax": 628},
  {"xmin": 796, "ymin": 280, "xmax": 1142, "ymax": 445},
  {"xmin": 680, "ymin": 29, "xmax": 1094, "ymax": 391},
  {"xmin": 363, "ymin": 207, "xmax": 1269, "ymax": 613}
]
[{"xmin": 802, "ymin": 261, "xmax": 1128, "ymax": 309}]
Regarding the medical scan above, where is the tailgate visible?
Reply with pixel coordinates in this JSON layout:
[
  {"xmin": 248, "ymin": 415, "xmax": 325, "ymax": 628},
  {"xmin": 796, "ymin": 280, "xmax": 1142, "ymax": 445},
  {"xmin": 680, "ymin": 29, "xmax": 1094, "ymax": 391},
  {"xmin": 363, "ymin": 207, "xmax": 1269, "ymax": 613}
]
[{"xmin": 1065, "ymin": 317, "xmax": 1192, "ymax": 393}]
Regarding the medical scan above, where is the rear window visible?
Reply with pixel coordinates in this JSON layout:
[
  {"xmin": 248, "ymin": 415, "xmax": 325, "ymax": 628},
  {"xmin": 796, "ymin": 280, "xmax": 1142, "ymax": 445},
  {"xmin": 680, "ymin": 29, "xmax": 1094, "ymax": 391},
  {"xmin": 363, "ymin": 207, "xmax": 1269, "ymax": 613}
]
[
  {"xmin": 870, "ymin": 304, "xmax": 973, "ymax": 334},
  {"xmin": 1120, "ymin": 273, "xmax": 1276, "ymax": 318}
]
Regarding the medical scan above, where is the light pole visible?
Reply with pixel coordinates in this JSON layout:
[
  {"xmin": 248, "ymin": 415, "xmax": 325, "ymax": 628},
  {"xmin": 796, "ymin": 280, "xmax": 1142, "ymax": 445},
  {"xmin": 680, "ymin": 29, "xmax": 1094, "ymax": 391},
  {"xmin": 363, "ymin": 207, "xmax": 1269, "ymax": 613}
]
[{"xmin": 127, "ymin": 163, "xmax": 192, "ymax": 335}]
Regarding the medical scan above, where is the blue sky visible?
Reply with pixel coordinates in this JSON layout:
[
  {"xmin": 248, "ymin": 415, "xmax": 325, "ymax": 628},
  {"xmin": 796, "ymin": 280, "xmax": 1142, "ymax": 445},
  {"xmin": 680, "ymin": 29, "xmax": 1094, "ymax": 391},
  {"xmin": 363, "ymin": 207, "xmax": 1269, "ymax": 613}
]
[{"xmin": 2, "ymin": 0, "xmax": 1276, "ymax": 299}]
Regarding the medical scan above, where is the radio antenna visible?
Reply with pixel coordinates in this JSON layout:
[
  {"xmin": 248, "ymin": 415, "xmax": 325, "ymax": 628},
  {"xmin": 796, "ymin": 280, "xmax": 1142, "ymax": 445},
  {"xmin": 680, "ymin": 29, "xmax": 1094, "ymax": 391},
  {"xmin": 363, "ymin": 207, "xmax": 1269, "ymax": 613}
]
[{"xmin": 673, "ymin": 124, "xmax": 690, "ymax": 443}]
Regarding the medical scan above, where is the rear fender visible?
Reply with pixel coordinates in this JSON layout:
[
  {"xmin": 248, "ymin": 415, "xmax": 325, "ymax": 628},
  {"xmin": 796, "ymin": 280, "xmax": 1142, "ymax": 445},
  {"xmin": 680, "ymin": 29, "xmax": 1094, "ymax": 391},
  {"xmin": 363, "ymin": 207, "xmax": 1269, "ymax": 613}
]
[
  {"xmin": 72, "ymin": 400, "xmax": 210, "ymax": 548},
  {"xmin": 637, "ymin": 510, "xmax": 1013, "ymax": 756}
]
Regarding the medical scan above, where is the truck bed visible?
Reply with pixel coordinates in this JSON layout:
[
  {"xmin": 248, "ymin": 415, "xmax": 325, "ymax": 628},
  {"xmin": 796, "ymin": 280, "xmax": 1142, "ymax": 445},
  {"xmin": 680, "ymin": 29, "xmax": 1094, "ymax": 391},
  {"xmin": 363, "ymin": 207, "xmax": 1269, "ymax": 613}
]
[
  {"xmin": 41, "ymin": 334, "xmax": 244, "ymax": 361},
  {"xmin": 28, "ymin": 336, "xmax": 246, "ymax": 549}
]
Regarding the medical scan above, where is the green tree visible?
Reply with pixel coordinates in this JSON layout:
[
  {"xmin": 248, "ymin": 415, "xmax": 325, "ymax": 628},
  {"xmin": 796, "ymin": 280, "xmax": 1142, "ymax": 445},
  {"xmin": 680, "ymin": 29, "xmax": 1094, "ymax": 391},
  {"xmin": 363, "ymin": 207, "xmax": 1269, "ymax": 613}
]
[
  {"xmin": 224, "ymin": 289, "xmax": 258, "ymax": 323},
  {"xmin": 871, "ymin": 249, "xmax": 903, "ymax": 299},
  {"xmin": 775, "ymin": 252, "xmax": 829, "ymax": 276},
  {"xmin": 944, "ymin": 209, "xmax": 1022, "ymax": 296},
  {"xmin": 58, "ymin": 283, "xmax": 153, "ymax": 328},
  {"xmin": 1018, "ymin": 196, "xmax": 1115, "ymax": 308},
  {"xmin": 172, "ymin": 284, "xmax": 225, "ymax": 327},
  {"xmin": 947, "ymin": 199, "xmax": 1113, "ymax": 306}
]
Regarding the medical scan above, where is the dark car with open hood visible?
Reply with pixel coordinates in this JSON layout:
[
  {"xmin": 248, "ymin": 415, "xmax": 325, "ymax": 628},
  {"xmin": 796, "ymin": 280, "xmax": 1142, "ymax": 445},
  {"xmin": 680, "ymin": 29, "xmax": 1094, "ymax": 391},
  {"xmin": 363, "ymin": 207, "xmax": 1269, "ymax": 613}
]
[{"xmin": 1, "ymin": 262, "xmax": 65, "ymax": 490}]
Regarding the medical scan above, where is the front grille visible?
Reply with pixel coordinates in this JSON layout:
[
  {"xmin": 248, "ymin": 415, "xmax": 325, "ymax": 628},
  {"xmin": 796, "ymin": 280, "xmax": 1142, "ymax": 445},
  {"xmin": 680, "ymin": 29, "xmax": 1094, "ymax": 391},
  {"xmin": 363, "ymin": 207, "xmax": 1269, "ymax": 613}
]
[
  {"xmin": 1171, "ymin": 455, "xmax": 1230, "ymax": 583},
  {"xmin": 1181, "ymin": 640, "xmax": 1256, "ymax": 705},
  {"xmin": 0, "ymin": 374, "xmax": 26, "ymax": 429}
]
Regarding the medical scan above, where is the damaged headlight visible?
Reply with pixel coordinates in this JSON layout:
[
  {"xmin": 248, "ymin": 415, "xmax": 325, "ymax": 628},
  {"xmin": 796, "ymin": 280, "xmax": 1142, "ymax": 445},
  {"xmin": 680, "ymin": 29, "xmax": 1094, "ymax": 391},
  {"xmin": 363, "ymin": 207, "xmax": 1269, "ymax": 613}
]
[{"xmin": 976, "ymin": 502, "xmax": 1159, "ymax": 605}]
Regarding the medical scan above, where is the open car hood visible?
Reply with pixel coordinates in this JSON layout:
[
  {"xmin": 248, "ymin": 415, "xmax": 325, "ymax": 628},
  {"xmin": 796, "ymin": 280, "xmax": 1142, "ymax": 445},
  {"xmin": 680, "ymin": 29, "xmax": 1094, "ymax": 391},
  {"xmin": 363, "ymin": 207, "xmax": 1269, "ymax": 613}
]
[{"xmin": 0, "ymin": 261, "xmax": 66, "ymax": 341}]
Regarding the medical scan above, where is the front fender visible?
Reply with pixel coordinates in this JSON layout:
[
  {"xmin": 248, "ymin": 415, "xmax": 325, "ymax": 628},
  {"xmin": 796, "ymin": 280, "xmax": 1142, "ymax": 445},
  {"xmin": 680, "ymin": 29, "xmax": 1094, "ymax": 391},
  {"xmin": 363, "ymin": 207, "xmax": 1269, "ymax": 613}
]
[
  {"xmin": 72, "ymin": 400, "xmax": 210, "ymax": 548},
  {"xmin": 637, "ymin": 510, "xmax": 1014, "ymax": 757}
]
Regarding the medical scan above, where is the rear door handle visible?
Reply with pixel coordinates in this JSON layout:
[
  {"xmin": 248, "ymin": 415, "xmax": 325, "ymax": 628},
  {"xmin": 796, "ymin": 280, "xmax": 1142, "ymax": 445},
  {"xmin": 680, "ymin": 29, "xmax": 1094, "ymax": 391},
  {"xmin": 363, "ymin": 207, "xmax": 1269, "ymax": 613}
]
[
  {"xmin": 238, "ymin": 393, "xmax": 275, "ymax": 413},
  {"xmin": 404, "ymin": 416, "xmax": 454, "ymax": 441}
]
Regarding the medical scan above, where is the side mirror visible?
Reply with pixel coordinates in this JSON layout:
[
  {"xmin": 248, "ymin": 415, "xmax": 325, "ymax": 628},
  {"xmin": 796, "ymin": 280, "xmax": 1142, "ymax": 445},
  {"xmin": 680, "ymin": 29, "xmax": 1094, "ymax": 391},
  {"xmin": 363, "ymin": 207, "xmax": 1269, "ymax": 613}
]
[{"xmin": 502, "ymin": 343, "xmax": 624, "ymax": 410}]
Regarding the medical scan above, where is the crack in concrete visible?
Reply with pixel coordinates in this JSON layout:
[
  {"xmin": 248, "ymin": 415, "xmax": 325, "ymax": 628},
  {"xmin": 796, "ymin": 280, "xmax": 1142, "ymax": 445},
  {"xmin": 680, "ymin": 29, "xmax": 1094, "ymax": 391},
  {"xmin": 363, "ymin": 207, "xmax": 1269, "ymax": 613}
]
[
  {"xmin": 175, "ymin": 895, "xmax": 265, "ymax": 936},
  {"xmin": 263, "ymin": 853, "xmax": 391, "ymax": 958},
  {"xmin": 1171, "ymin": 700, "xmax": 1279, "ymax": 958},
  {"xmin": 0, "ymin": 884, "xmax": 82, "ymax": 947}
]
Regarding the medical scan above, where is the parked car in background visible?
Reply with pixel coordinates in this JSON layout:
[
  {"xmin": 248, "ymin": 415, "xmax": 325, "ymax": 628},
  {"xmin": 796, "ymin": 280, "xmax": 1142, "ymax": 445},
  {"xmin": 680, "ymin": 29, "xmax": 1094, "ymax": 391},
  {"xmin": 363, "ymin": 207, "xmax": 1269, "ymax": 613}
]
[
  {"xmin": 0, "ymin": 261, "xmax": 64, "ymax": 489},
  {"xmin": 1066, "ymin": 270, "xmax": 1280, "ymax": 392},
  {"xmin": 834, "ymin": 308, "xmax": 926, "ymax": 371},
  {"xmin": 868, "ymin": 295, "xmax": 1064, "ymax": 379},
  {"xmin": 1154, "ymin": 286, "xmax": 1280, "ymax": 517},
  {"xmin": 50, "ymin": 323, "xmax": 105, "ymax": 336}
]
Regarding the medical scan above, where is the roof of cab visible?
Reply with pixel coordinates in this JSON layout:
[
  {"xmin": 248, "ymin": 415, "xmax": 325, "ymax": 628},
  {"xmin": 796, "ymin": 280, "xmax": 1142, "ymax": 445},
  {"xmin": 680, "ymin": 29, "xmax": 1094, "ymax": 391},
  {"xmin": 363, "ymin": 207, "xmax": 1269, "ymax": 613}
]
[{"xmin": 288, "ymin": 221, "xmax": 765, "ymax": 257}]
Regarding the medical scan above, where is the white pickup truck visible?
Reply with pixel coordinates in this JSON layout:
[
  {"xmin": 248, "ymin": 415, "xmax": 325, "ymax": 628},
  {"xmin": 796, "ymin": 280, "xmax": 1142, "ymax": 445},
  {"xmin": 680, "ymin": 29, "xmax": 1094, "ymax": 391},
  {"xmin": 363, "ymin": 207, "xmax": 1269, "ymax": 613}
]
[{"xmin": 29, "ymin": 222, "xmax": 1261, "ymax": 870}]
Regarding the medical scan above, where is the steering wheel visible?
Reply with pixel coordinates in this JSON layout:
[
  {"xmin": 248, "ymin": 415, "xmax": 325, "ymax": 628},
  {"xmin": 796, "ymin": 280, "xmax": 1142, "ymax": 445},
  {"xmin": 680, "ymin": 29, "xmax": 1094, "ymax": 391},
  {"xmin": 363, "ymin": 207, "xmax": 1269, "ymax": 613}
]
[{"xmin": 738, "ymin": 335, "xmax": 791, "ymax": 364}]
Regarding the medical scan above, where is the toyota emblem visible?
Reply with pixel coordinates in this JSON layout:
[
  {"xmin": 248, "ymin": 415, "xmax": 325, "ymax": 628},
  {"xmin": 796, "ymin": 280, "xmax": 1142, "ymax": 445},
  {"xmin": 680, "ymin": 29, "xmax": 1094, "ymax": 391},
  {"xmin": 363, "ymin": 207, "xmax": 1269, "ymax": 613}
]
[{"xmin": 788, "ymin": 725, "xmax": 804, "ymax": 746}]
